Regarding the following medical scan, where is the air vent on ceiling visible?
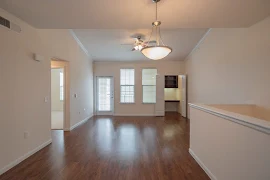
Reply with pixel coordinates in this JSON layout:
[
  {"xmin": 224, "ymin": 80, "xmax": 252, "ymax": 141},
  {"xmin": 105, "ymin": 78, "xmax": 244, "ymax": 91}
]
[{"xmin": 0, "ymin": 16, "xmax": 21, "ymax": 33}]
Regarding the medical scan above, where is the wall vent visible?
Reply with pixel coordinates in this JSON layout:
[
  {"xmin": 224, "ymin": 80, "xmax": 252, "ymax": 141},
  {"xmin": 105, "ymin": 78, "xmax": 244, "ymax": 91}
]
[
  {"xmin": 0, "ymin": 16, "xmax": 10, "ymax": 28},
  {"xmin": 0, "ymin": 16, "xmax": 21, "ymax": 33}
]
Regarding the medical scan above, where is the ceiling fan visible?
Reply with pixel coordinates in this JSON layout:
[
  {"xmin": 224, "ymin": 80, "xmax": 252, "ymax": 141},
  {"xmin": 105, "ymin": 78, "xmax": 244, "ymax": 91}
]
[{"xmin": 121, "ymin": 35, "xmax": 156, "ymax": 52}]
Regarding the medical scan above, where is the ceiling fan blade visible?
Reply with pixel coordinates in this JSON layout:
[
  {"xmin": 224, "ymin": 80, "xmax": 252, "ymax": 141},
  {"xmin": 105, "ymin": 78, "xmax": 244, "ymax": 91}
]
[
  {"xmin": 130, "ymin": 34, "xmax": 145, "ymax": 40},
  {"xmin": 144, "ymin": 40, "xmax": 157, "ymax": 44},
  {"xmin": 121, "ymin": 44, "xmax": 133, "ymax": 46}
]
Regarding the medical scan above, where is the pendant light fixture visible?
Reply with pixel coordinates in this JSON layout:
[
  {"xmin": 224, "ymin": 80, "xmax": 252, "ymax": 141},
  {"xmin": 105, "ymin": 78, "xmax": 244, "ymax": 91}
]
[{"xmin": 141, "ymin": 0, "xmax": 172, "ymax": 60}]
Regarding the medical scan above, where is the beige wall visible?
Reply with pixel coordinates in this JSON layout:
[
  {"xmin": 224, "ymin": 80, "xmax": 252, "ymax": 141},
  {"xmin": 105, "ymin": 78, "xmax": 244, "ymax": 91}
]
[
  {"xmin": 94, "ymin": 61, "xmax": 185, "ymax": 115},
  {"xmin": 185, "ymin": 17, "xmax": 270, "ymax": 118},
  {"xmin": 0, "ymin": 8, "xmax": 94, "ymax": 173},
  {"xmin": 51, "ymin": 69, "xmax": 63, "ymax": 111},
  {"xmin": 190, "ymin": 107, "xmax": 270, "ymax": 180},
  {"xmin": 164, "ymin": 88, "xmax": 181, "ymax": 101}
]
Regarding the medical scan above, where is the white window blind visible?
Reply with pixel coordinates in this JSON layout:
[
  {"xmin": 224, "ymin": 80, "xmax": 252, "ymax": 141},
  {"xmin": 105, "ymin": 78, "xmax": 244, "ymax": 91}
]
[
  {"xmin": 142, "ymin": 69, "xmax": 157, "ymax": 103},
  {"xmin": 60, "ymin": 72, "xmax": 64, "ymax": 101},
  {"xmin": 120, "ymin": 69, "xmax": 135, "ymax": 103}
]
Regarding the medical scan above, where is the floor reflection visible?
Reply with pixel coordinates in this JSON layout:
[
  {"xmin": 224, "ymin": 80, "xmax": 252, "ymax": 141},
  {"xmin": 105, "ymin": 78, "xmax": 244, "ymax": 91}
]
[
  {"xmin": 117, "ymin": 125, "xmax": 138, "ymax": 159},
  {"xmin": 96, "ymin": 118, "xmax": 113, "ymax": 155},
  {"xmin": 143, "ymin": 127, "xmax": 157, "ymax": 152},
  {"xmin": 163, "ymin": 124, "xmax": 184, "ymax": 140},
  {"xmin": 51, "ymin": 130, "xmax": 65, "ymax": 154},
  {"xmin": 50, "ymin": 130, "xmax": 66, "ymax": 171}
]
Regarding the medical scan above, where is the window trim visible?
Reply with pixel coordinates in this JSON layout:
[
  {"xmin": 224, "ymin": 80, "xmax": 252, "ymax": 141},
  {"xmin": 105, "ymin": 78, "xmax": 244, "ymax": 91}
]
[
  {"xmin": 142, "ymin": 68, "xmax": 157, "ymax": 104},
  {"xmin": 120, "ymin": 68, "xmax": 135, "ymax": 104}
]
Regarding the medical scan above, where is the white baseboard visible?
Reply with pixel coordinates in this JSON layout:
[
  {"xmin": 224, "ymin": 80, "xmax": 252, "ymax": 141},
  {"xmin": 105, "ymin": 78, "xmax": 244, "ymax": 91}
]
[
  {"xmin": 0, "ymin": 139, "xmax": 52, "ymax": 176},
  {"xmin": 189, "ymin": 148, "xmax": 217, "ymax": 180},
  {"xmin": 70, "ymin": 114, "xmax": 93, "ymax": 130},
  {"xmin": 113, "ymin": 114, "xmax": 155, "ymax": 117}
]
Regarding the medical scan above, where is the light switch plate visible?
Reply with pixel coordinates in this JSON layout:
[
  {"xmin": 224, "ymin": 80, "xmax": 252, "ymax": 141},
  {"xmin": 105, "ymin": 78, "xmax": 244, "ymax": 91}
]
[
  {"xmin": 44, "ymin": 96, "xmax": 49, "ymax": 103},
  {"xmin": 24, "ymin": 131, "xmax": 30, "ymax": 139}
]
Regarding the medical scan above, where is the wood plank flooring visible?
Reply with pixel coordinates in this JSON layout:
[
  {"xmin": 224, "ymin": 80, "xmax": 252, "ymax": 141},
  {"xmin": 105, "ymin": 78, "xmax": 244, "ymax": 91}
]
[{"xmin": 0, "ymin": 112, "xmax": 209, "ymax": 180}]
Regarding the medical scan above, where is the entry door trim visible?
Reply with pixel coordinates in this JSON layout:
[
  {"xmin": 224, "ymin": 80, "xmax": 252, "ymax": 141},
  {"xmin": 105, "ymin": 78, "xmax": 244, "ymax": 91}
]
[
  {"xmin": 155, "ymin": 74, "xmax": 165, "ymax": 116},
  {"xmin": 181, "ymin": 75, "xmax": 187, "ymax": 118},
  {"xmin": 96, "ymin": 76, "xmax": 114, "ymax": 115}
]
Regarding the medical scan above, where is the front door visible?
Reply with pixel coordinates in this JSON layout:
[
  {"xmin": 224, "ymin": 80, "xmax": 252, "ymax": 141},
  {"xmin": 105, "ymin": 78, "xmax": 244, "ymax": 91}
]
[{"xmin": 96, "ymin": 77, "xmax": 114, "ymax": 115}]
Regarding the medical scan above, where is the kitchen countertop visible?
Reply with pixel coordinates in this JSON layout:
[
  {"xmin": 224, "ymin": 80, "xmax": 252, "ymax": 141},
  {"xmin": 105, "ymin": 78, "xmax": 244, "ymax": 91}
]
[{"xmin": 165, "ymin": 100, "xmax": 180, "ymax": 102}]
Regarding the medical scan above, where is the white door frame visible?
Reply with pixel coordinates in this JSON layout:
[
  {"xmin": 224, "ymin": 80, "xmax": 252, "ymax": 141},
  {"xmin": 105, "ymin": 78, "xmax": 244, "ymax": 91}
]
[
  {"xmin": 181, "ymin": 75, "xmax": 187, "ymax": 118},
  {"xmin": 95, "ymin": 76, "xmax": 114, "ymax": 115},
  {"xmin": 155, "ymin": 74, "xmax": 165, "ymax": 116}
]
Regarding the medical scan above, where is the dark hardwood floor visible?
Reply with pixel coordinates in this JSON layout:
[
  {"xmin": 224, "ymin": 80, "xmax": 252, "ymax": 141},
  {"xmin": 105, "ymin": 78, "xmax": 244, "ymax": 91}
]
[{"xmin": 0, "ymin": 112, "xmax": 209, "ymax": 180}]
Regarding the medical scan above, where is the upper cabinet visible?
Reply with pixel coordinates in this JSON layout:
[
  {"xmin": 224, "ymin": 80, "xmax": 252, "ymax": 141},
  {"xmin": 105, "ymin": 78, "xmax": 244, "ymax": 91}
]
[{"xmin": 165, "ymin": 76, "xmax": 178, "ymax": 88}]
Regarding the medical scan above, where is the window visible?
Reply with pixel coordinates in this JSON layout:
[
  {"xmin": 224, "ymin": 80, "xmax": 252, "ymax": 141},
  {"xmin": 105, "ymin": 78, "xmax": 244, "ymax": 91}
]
[
  {"xmin": 120, "ymin": 69, "xmax": 135, "ymax": 103},
  {"xmin": 60, "ymin": 72, "xmax": 64, "ymax": 101},
  {"xmin": 142, "ymin": 69, "xmax": 157, "ymax": 103}
]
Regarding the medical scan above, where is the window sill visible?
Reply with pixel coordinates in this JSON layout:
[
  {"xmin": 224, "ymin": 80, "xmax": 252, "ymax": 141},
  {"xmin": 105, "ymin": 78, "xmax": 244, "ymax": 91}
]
[{"xmin": 119, "ymin": 102, "xmax": 136, "ymax": 104}]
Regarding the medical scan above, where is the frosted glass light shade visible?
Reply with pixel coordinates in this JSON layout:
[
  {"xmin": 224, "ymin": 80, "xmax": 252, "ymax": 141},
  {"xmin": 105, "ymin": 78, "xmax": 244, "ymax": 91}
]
[{"xmin": 141, "ymin": 46, "xmax": 172, "ymax": 60}]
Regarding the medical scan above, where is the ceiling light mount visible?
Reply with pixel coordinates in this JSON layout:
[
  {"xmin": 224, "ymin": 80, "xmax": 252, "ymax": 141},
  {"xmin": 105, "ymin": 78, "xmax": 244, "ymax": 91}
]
[
  {"xmin": 152, "ymin": 21, "xmax": 161, "ymax": 26},
  {"xmin": 141, "ymin": 0, "xmax": 172, "ymax": 60}
]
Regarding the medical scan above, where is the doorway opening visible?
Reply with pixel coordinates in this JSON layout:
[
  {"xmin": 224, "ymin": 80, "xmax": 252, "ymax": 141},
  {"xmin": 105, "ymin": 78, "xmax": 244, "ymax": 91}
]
[
  {"xmin": 51, "ymin": 60, "xmax": 70, "ymax": 131},
  {"xmin": 164, "ymin": 75, "xmax": 187, "ymax": 117},
  {"xmin": 51, "ymin": 68, "xmax": 64, "ymax": 129}
]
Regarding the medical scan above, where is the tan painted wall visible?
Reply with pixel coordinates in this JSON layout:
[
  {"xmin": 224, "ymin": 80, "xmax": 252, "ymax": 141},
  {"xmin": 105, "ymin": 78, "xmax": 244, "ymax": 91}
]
[
  {"xmin": 185, "ymin": 17, "xmax": 270, "ymax": 118},
  {"xmin": 164, "ymin": 88, "xmax": 180, "ymax": 101},
  {"xmin": 0, "ymin": 8, "xmax": 94, "ymax": 173},
  {"xmin": 190, "ymin": 107, "xmax": 270, "ymax": 180},
  {"xmin": 94, "ymin": 61, "xmax": 185, "ymax": 115}
]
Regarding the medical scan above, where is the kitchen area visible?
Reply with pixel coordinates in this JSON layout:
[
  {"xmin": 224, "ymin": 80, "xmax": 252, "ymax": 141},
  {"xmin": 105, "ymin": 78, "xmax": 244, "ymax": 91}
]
[{"xmin": 164, "ymin": 75, "xmax": 186, "ymax": 117}]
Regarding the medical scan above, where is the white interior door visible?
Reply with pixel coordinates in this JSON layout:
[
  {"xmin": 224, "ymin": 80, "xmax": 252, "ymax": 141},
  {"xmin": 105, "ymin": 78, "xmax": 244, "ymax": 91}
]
[
  {"xmin": 181, "ymin": 75, "xmax": 187, "ymax": 117},
  {"xmin": 155, "ymin": 74, "xmax": 165, "ymax": 116},
  {"xmin": 96, "ymin": 77, "xmax": 114, "ymax": 115}
]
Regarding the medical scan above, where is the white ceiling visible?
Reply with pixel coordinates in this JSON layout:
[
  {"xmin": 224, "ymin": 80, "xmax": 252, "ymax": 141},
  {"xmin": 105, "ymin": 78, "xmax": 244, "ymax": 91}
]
[
  {"xmin": 1, "ymin": 0, "xmax": 269, "ymax": 61},
  {"xmin": 73, "ymin": 29, "xmax": 208, "ymax": 61},
  {"xmin": 0, "ymin": 0, "xmax": 269, "ymax": 29}
]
